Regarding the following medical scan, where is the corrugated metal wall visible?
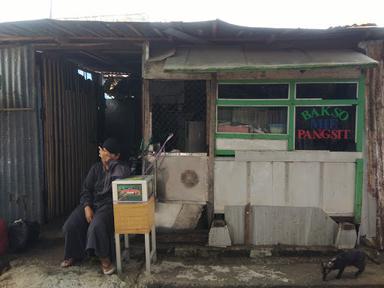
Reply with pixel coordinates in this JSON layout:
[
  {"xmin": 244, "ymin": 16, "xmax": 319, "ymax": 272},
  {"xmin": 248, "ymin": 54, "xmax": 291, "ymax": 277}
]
[
  {"xmin": 0, "ymin": 46, "xmax": 43, "ymax": 222},
  {"xmin": 364, "ymin": 40, "xmax": 384, "ymax": 249},
  {"xmin": 41, "ymin": 55, "xmax": 99, "ymax": 219}
]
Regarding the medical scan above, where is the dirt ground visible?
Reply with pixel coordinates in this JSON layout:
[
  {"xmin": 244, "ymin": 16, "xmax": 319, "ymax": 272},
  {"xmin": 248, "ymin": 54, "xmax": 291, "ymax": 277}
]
[{"xmin": 1, "ymin": 227, "xmax": 384, "ymax": 288}]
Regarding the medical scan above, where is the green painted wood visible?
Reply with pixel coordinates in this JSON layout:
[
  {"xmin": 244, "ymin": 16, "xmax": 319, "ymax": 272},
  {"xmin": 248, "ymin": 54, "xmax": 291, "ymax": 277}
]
[
  {"xmin": 215, "ymin": 79, "xmax": 364, "ymax": 155},
  {"xmin": 217, "ymin": 99, "xmax": 357, "ymax": 106},
  {"xmin": 293, "ymin": 99, "xmax": 358, "ymax": 106},
  {"xmin": 219, "ymin": 80, "xmax": 291, "ymax": 84},
  {"xmin": 288, "ymin": 81, "xmax": 295, "ymax": 150},
  {"xmin": 215, "ymin": 149, "xmax": 235, "ymax": 156},
  {"xmin": 294, "ymin": 79, "xmax": 359, "ymax": 84},
  {"xmin": 354, "ymin": 159, "xmax": 364, "ymax": 224},
  {"xmin": 219, "ymin": 79, "xmax": 360, "ymax": 84},
  {"xmin": 217, "ymin": 99, "xmax": 290, "ymax": 106},
  {"xmin": 356, "ymin": 75, "xmax": 366, "ymax": 152},
  {"xmin": 216, "ymin": 133, "xmax": 288, "ymax": 140}
]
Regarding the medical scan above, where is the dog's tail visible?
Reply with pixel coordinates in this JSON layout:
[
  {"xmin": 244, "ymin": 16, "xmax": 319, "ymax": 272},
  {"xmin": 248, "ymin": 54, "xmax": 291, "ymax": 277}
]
[{"xmin": 365, "ymin": 253, "xmax": 381, "ymax": 265}]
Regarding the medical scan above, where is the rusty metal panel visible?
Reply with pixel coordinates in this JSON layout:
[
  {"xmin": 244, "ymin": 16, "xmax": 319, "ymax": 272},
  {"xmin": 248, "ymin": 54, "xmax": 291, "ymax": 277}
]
[
  {"xmin": 41, "ymin": 56, "xmax": 99, "ymax": 219},
  {"xmin": 0, "ymin": 46, "xmax": 43, "ymax": 222},
  {"xmin": 364, "ymin": 40, "xmax": 384, "ymax": 249}
]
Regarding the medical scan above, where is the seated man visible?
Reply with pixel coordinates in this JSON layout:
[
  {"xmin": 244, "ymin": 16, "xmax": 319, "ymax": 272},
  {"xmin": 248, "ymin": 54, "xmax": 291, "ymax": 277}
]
[{"xmin": 61, "ymin": 138, "xmax": 130, "ymax": 275}]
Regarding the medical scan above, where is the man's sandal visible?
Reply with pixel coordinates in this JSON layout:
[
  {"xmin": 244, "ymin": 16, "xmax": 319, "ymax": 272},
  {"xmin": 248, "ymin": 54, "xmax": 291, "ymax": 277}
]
[
  {"xmin": 60, "ymin": 258, "xmax": 75, "ymax": 268},
  {"xmin": 100, "ymin": 260, "xmax": 116, "ymax": 275}
]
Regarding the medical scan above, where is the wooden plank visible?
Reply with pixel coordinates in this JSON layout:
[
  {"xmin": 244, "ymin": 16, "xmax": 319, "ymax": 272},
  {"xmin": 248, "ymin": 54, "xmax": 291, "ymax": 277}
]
[
  {"xmin": 113, "ymin": 197, "xmax": 155, "ymax": 234},
  {"xmin": 217, "ymin": 68, "xmax": 361, "ymax": 80},
  {"xmin": 142, "ymin": 79, "xmax": 151, "ymax": 146},
  {"xmin": 207, "ymin": 75, "xmax": 217, "ymax": 224},
  {"xmin": 143, "ymin": 60, "xmax": 359, "ymax": 80},
  {"xmin": 244, "ymin": 203, "xmax": 251, "ymax": 245},
  {"xmin": 236, "ymin": 151, "xmax": 362, "ymax": 162},
  {"xmin": 363, "ymin": 40, "xmax": 384, "ymax": 249},
  {"xmin": 144, "ymin": 60, "xmax": 211, "ymax": 80},
  {"xmin": 0, "ymin": 108, "xmax": 33, "ymax": 112}
]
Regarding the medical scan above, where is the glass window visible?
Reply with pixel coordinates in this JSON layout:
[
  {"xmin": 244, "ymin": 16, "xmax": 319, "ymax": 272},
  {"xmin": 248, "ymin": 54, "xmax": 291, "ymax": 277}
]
[
  {"xmin": 218, "ymin": 83, "xmax": 289, "ymax": 99},
  {"xmin": 217, "ymin": 107, "xmax": 288, "ymax": 134},
  {"xmin": 296, "ymin": 83, "xmax": 357, "ymax": 99},
  {"xmin": 295, "ymin": 105, "xmax": 356, "ymax": 151}
]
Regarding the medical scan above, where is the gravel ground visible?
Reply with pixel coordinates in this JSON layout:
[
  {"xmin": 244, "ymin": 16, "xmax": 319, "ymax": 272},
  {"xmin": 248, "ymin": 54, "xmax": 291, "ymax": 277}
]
[{"xmin": 1, "ymin": 231, "xmax": 384, "ymax": 288}]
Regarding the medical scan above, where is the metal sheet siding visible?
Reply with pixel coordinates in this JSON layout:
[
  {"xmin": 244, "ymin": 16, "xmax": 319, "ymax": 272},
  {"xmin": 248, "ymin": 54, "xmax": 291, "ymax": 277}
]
[
  {"xmin": 164, "ymin": 47, "xmax": 378, "ymax": 72},
  {"xmin": 224, "ymin": 206, "xmax": 245, "ymax": 245},
  {"xmin": 42, "ymin": 56, "xmax": 98, "ymax": 219},
  {"xmin": 214, "ymin": 155, "xmax": 356, "ymax": 216},
  {"xmin": 250, "ymin": 206, "xmax": 338, "ymax": 246},
  {"xmin": 0, "ymin": 46, "xmax": 43, "ymax": 222},
  {"xmin": 224, "ymin": 206, "xmax": 338, "ymax": 245}
]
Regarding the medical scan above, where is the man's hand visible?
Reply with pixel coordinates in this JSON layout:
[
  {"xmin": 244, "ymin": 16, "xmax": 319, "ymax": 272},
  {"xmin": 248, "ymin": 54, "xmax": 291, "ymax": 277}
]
[
  {"xmin": 99, "ymin": 146, "xmax": 111, "ymax": 163},
  {"xmin": 98, "ymin": 146, "xmax": 119, "ymax": 170},
  {"xmin": 84, "ymin": 206, "xmax": 94, "ymax": 223}
]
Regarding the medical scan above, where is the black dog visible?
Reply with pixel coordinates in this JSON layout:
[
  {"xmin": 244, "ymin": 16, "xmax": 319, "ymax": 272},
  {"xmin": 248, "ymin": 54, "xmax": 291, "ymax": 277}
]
[{"xmin": 321, "ymin": 249, "xmax": 380, "ymax": 281}]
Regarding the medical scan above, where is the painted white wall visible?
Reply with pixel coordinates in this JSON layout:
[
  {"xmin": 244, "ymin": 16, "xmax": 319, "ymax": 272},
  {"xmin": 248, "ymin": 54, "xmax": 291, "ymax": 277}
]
[
  {"xmin": 216, "ymin": 138, "xmax": 287, "ymax": 151},
  {"xmin": 214, "ymin": 151, "xmax": 358, "ymax": 216},
  {"xmin": 214, "ymin": 159, "xmax": 247, "ymax": 209}
]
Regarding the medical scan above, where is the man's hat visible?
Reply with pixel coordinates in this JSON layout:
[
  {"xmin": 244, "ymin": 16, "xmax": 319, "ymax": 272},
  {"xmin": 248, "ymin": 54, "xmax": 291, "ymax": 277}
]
[{"xmin": 101, "ymin": 138, "xmax": 121, "ymax": 154}]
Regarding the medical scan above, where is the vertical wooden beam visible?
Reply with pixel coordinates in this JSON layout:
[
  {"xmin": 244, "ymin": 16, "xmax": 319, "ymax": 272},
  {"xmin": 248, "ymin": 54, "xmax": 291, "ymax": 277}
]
[
  {"xmin": 142, "ymin": 79, "xmax": 151, "ymax": 146},
  {"xmin": 356, "ymin": 74, "xmax": 366, "ymax": 152},
  {"xmin": 288, "ymin": 81, "xmax": 295, "ymax": 151},
  {"xmin": 244, "ymin": 162, "xmax": 252, "ymax": 245},
  {"xmin": 142, "ymin": 41, "xmax": 151, "ymax": 146},
  {"xmin": 244, "ymin": 203, "xmax": 252, "ymax": 245},
  {"xmin": 207, "ymin": 74, "xmax": 217, "ymax": 225},
  {"xmin": 363, "ymin": 40, "xmax": 384, "ymax": 249}
]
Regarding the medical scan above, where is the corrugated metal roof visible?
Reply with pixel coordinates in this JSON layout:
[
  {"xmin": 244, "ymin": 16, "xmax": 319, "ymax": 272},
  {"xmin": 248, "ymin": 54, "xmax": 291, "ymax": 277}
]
[
  {"xmin": 0, "ymin": 19, "xmax": 383, "ymax": 45},
  {"xmin": 163, "ymin": 47, "xmax": 378, "ymax": 72},
  {"xmin": 0, "ymin": 46, "xmax": 43, "ymax": 223},
  {"xmin": 0, "ymin": 19, "xmax": 382, "ymax": 74}
]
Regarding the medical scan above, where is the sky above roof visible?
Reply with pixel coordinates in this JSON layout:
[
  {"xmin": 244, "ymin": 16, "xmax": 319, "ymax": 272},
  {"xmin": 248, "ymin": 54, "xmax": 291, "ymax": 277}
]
[{"xmin": 1, "ymin": 0, "xmax": 383, "ymax": 29}]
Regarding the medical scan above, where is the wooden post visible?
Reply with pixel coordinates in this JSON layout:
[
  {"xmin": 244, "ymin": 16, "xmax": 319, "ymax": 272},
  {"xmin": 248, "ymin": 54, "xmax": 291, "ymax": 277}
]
[
  {"xmin": 142, "ymin": 41, "xmax": 151, "ymax": 146},
  {"xmin": 115, "ymin": 233, "xmax": 122, "ymax": 273},
  {"xmin": 142, "ymin": 79, "xmax": 151, "ymax": 146},
  {"xmin": 244, "ymin": 203, "xmax": 252, "ymax": 245},
  {"xmin": 144, "ymin": 232, "xmax": 151, "ymax": 273},
  {"xmin": 207, "ymin": 74, "xmax": 217, "ymax": 225},
  {"xmin": 363, "ymin": 40, "xmax": 384, "ymax": 249},
  {"xmin": 244, "ymin": 161, "xmax": 252, "ymax": 245}
]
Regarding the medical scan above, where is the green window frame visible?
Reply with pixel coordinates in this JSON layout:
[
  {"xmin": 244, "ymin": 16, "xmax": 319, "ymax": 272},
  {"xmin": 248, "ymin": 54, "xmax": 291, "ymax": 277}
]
[{"xmin": 216, "ymin": 77, "xmax": 365, "ymax": 156}]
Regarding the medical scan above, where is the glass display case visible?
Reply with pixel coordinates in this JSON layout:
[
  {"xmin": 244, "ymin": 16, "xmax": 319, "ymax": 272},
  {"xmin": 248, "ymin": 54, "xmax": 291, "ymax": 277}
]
[{"xmin": 217, "ymin": 106, "xmax": 288, "ymax": 134}]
